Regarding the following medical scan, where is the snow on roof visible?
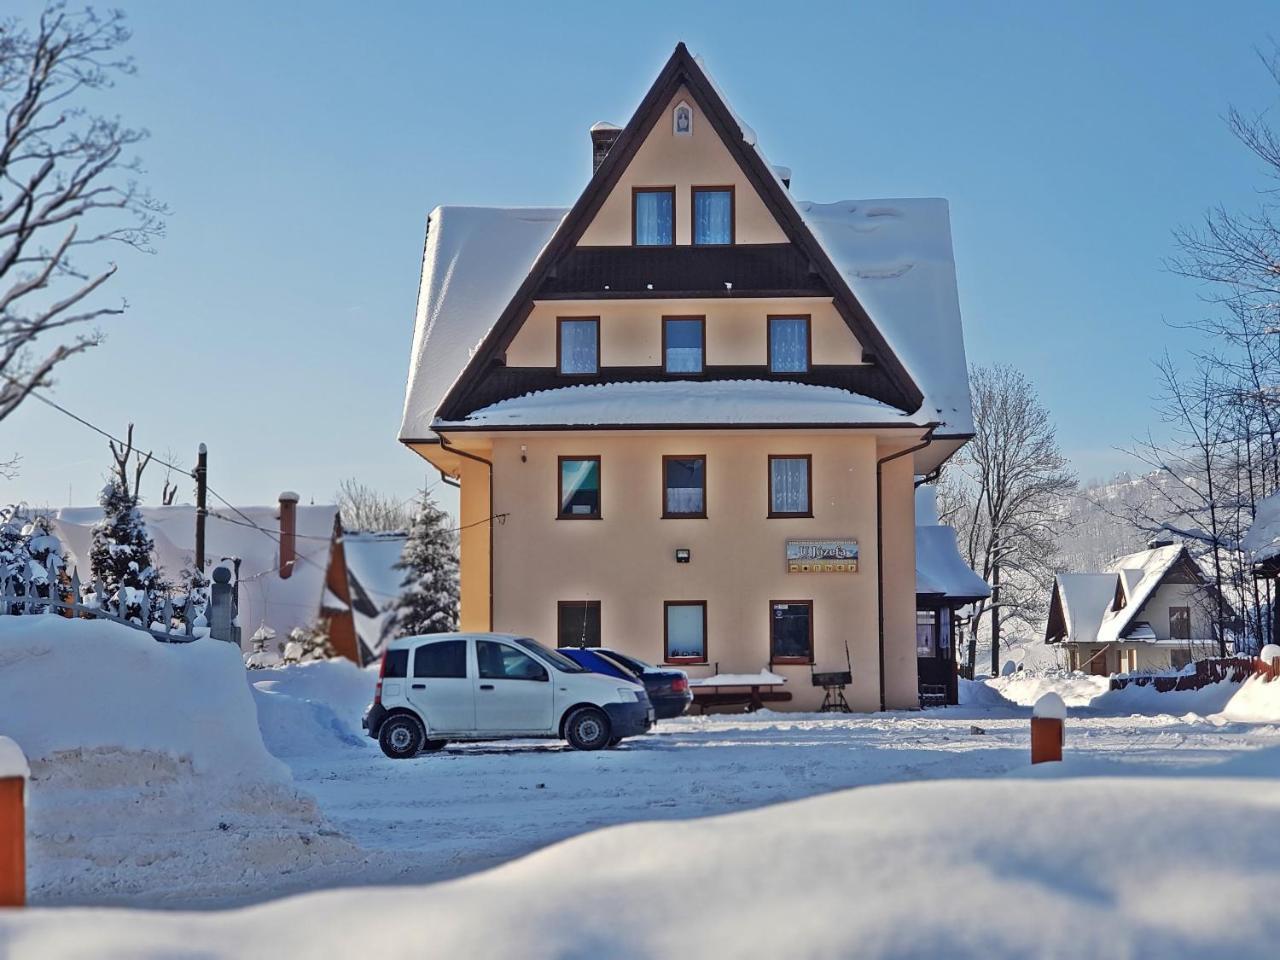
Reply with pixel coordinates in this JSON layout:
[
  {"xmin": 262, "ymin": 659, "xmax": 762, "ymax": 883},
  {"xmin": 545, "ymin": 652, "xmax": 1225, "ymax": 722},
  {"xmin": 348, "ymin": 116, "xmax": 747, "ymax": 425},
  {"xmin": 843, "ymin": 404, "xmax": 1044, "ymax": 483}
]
[
  {"xmin": 53, "ymin": 503, "xmax": 338, "ymax": 648},
  {"xmin": 916, "ymin": 525, "xmax": 990, "ymax": 602},
  {"xmin": 797, "ymin": 200, "xmax": 972, "ymax": 434},
  {"xmin": 436, "ymin": 379, "xmax": 922, "ymax": 429},
  {"xmin": 342, "ymin": 531, "xmax": 407, "ymax": 660},
  {"xmin": 590, "ymin": 121, "xmax": 621, "ymax": 132},
  {"xmin": 1096, "ymin": 544, "xmax": 1187, "ymax": 646},
  {"xmin": 688, "ymin": 670, "xmax": 787, "ymax": 687},
  {"xmin": 1242, "ymin": 490, "xmax": 1280, "ymax": 564},
  {"xmin": 1053, "ymin": 573, "xmax": 1120, "ymax": 644},
  {"xmin": 399, "ymin": 206, "xmax": 568, "ymax": 439},
  {"xmin": 0, "ymin": 735, "xmax": 28, "ymax": 780}
]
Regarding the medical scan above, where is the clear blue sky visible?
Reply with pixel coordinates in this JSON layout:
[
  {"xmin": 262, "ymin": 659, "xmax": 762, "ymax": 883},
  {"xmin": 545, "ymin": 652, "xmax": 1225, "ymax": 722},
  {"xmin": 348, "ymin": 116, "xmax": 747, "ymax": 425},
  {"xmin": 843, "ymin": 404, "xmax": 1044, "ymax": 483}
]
[{"xmin": 4, "ymin": 0, "xmax": 1277, "ymax": 515}]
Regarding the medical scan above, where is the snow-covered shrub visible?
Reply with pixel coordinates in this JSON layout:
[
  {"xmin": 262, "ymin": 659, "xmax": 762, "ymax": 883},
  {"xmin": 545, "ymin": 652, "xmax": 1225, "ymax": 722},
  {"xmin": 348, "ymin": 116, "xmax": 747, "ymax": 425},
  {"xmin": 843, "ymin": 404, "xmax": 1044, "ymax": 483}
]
[
  {"xmin": 282, "ymin": 623, "xmax": 336, "ymax": 663},
  {"xmin": 0, "ymin": 504, "xmax": 67, "ymax": 612},
  {"xmin": 388, "ymin": 494, "xmax": 459, "ymax": 637}
]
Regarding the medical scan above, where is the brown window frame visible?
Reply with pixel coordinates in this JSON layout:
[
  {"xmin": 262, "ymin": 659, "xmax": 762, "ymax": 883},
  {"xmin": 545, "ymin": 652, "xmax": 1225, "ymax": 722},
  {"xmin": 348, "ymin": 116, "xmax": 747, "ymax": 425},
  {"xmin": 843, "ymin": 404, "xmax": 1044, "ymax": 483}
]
[
  {"xmin": 661, "ymin": 315, "xmax": 706, "ymax": 375},
  {"xmin": 766, "ymin": 314, "xmax": 812, "ymax": 373},
  {"xmin": 632, "ymin": 186, "xmax": 676, "ymax": 247},
  {"xmin": 556, "ymin": 316, "xmax": 600, "ymax": 377},
  {"xmin": 557, "ymin": 600, "xmax": 602, "ymax": 648},
  {"xmin": 690, "ymin": 185, "xmax": 735, "ymax": 245},
  {"xmin": 767, "ymin": 454, "xmax": 813, "ymax": 519},
  {"xmin": 1169, "ymin": 605, "xmax": 1191, "ymax": 641},
  {"xmin": 662, "ymin": 454, "xmax": 708, "ymax": 519},
  {"xmin": 664, "ymin": 600, "xmax": 708, "ymax": 664},
  {"xmin": 557, "ymin": 455, "xmax": 602, "ymax": 520},
  {"xmin": 769, "ymin": 599, "xmax": 814, "ymax": 665}
]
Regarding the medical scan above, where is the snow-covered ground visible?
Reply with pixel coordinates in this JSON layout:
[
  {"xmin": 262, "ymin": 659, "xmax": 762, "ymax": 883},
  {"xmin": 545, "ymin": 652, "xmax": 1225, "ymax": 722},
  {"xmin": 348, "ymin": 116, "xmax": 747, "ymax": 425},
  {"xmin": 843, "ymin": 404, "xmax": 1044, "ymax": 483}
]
[{"xmin": 5, "ymin": 618, "xmax": 1280, "ymax": 957}]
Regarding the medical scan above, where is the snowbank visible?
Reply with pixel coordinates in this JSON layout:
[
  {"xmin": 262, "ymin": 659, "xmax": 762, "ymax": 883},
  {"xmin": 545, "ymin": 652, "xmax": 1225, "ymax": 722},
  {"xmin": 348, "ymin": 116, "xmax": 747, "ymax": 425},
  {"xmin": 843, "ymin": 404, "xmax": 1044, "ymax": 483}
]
[
  {"xmin": 0, "ymin": 615, "xmax": 288, "ymax": 783},
  {"xmin": 0, "ymin": 616, "xmax": 364, "ymax": 907},
  {"xmin": 1089, "ymin": 677, "xmax": 1241, "ymax": 719},
  {"xmin": 1219, "ymin": 675, "xmax": 1280, "ymax": 723},
  {"xmin": 985, "ymin": 671, "xmax": 1110, "ymax": 708},
  {"xmin": 5, "ymin": 775, "xmax": 1280, "ymax": 959},
  {"xmin": 251, "ymin": 659, "xmax": 377, "ymax": 758}
]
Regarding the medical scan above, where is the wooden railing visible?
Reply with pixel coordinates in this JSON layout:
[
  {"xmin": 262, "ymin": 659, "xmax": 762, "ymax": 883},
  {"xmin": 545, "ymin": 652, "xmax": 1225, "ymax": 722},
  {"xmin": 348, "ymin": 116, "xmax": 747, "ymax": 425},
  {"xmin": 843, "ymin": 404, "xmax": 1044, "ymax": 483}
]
[{"xmin": 1109, "ymin": 657, "xmax": 1265, "ymax": 693}]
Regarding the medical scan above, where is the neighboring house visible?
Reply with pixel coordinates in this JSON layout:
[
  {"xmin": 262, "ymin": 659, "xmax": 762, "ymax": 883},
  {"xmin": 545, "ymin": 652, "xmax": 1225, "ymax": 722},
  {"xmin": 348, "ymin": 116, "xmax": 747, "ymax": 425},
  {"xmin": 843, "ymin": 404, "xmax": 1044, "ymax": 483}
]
[
  {"xmin": 398, "ymin": 44, "xmax": 977, "ymax": 711},
  {"xmin": 1241, "ymin": 489, "xmax": 1280, "ymax": 645},
  {"xmin": 53, "ymin": 494, "xmax": 406, "ymax": 665},
  {"xmin": 914, "ymin": 486, "xmax": 990, "ymax": 705},
  {"xmin": 1044, "ymin": 543, "xmax": 1220, "ymax": 675}
]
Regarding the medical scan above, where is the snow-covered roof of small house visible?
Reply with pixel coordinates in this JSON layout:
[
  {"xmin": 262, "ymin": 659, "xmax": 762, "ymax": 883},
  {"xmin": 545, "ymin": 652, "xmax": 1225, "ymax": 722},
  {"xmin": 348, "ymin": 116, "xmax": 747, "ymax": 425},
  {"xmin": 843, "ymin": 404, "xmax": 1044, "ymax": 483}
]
[
  {"xmin": 398, "ymin": 47, "xmax": 974, "ymax": 439},
  {"xmin": 1048, "ymin": 544, "xmax": 1205, "ymax": 646},
  {"xmin": 913, "ymin": 485, "xmax": 989, "ymax": 603},
  {"xmin": 1242, "ymin": 490, "xmax": 1280, "ymax": 565},
  {"xmin": 437, "ymin": 380, "xmax": 923, "ymax": 429},
  {"xmin": 342, "ymin": 531, "xmax": 407, "ymax": 661},
  {"xmin": 53, "ymin": 503, "xmax": 338, "ymax": 648}
]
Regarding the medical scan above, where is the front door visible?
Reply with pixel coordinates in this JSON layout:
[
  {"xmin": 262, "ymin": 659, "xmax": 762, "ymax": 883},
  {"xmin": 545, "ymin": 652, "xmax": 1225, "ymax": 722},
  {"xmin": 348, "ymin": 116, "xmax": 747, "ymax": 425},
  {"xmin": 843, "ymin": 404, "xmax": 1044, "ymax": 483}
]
[
  {"xmin": 406, "ymin": 638, "xmax": 475, "ymax": 734},
  {"xmin": 474, "ymin": 639, "xmax": 554, "ymax": 732}
]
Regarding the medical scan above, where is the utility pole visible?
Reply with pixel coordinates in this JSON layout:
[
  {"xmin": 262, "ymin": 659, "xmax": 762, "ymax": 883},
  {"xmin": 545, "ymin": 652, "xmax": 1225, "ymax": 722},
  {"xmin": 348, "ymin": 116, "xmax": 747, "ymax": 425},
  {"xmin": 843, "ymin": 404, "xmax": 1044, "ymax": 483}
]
[{"xmin": 194, "ymin": 443, "xmax": 208, "ymax": 572}]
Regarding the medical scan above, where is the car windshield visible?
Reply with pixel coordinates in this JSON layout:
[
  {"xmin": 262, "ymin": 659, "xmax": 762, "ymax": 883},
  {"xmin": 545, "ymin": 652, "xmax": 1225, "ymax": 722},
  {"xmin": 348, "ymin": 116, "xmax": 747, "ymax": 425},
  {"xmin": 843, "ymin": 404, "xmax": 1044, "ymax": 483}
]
[{"xmin": 513, "ymin": 636, "xmax": 587, "ymax": 673}]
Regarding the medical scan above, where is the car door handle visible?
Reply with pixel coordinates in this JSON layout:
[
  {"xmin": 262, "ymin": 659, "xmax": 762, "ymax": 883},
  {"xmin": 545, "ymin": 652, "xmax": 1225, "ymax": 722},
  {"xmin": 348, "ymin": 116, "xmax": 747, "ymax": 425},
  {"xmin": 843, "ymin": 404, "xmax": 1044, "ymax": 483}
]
[
  {"xmin": 479, "ymin": 684, "xmax": 495, "ymax": 691},
  {"xmin": 412, "ymin": 683, "xmax": 426, "ymax": 690}
]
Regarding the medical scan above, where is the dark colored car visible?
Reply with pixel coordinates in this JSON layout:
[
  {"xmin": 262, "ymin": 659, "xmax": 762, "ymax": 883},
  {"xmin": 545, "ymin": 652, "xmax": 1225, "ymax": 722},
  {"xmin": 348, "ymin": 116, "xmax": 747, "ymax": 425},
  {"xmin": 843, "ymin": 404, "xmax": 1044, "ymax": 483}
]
[{"xmin": 558, "ymin": 647, "xmax": 693, "ymax": 720}]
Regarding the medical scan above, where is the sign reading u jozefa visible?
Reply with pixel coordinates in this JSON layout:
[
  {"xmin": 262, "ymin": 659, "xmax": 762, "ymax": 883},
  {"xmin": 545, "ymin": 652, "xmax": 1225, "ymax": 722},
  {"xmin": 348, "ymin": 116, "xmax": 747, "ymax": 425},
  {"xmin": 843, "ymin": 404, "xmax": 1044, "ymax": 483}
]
[{"xmin": 786, "ymin": 540, "xmax": 859, "ymax": 573}]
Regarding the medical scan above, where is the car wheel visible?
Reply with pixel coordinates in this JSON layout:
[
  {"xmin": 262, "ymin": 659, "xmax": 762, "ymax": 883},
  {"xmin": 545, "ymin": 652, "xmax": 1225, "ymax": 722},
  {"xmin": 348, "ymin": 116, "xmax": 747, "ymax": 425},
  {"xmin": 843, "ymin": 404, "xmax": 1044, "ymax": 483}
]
[
  {"xmin": 422, "ymin": 739, "xmax": 448, "ymax": 752},
  {"xmin": 378, "ymin": 715, "xmax": 424, "ymax": 759},
  {"xmin": 565, "ymin": 707, "xmax": 612, "ymax": 751}
]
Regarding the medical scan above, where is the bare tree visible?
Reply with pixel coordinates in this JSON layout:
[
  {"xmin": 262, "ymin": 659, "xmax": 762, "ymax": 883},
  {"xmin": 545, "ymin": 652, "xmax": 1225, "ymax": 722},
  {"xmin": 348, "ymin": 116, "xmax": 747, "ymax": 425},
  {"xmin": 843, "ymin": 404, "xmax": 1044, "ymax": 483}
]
[
  {"xmin": 938, "ymin": 363, "xmax": 1076, "ymax": 678},
  {"xmin": 335, "ymin": 478, "xmax": 411, "ymax": 533},
  {"xmin": 0, "ymin": 4, "xmax": 164, "ymax": 429},
  {"xmin": 107, "ymin": 421, "xmax": 151, "ymax": 501}
]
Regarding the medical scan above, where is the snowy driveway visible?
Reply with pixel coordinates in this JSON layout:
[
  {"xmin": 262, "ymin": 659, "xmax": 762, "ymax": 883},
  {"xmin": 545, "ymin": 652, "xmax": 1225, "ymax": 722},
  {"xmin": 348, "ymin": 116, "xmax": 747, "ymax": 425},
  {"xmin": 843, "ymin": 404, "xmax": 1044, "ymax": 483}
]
[{"xmin": 281, "ymin": 704, "xmax": 1280, "ymax": 890}]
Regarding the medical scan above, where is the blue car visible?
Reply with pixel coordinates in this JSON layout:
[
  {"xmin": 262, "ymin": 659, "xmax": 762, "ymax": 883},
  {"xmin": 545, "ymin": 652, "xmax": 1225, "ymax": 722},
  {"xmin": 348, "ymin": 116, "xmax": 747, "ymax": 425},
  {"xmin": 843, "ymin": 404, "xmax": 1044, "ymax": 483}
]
[{"xmin": 558, "ymin": 647, "xmax": 692, "ymax": 720}]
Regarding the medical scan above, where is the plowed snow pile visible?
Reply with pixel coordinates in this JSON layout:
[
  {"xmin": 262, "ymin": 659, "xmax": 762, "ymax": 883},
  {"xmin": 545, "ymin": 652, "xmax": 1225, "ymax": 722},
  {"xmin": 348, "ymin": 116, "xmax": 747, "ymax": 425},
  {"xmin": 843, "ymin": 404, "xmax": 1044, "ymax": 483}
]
[
  {"xmin": 0, "ymin": 616, "xmax": 363, "ymax": 906},
  {"xmin": 1220, "ymin": 673, "xmax": 1280, "ymax": 722}
]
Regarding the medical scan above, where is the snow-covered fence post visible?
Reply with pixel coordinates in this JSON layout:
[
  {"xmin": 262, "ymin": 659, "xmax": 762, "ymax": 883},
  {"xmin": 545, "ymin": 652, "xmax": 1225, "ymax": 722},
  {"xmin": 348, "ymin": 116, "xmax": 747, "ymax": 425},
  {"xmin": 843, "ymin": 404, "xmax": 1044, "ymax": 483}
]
[
  {"xmin": 1031, "ymin": 693, "xmax": 1066, "ymax": 764},
  {"xmin": 1261, "ymin": 645, "xmax": 1280, "ymax": 682},
  {"xmin": 0, "ymin": 736, "xmax": 28, "ymax": 907},
  {"xmin": 208, "ymin": 563, "xmax": 235, "ymax": 643}
]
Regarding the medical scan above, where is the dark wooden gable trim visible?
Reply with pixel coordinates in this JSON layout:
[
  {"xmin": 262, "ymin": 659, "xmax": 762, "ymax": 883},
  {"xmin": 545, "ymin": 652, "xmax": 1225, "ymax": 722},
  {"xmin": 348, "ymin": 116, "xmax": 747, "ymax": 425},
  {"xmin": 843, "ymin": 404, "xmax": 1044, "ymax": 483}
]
[
  {"xmin": 436, "ymin": 42, "xmax": 924, "ymax": 422},
  {"xmin": 1044, "ymin": 580, "xmax": 1067, "ymax": 643}
]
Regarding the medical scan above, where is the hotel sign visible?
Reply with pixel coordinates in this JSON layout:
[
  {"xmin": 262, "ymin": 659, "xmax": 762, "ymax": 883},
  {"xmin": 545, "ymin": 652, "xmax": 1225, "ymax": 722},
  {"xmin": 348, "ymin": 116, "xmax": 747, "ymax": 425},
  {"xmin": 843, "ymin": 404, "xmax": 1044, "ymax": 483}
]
[{"xmin": 786, "ymin": 539, "xmax": 859, "ymax": 573}]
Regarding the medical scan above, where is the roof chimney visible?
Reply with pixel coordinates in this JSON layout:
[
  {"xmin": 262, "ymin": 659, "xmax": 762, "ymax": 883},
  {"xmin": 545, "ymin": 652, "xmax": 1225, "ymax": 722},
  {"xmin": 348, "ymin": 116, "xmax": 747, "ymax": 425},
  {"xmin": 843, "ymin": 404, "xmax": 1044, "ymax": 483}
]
[
  {"xmin": 278, "ymin": 491, "xmax": 299, "ymax": 579},
  {"xmin": 772, "ymin": 164, "xmax": 792, "ymax": 189},
  {"xmin": 590, "ymin": 122, "xmax": 621, "ymax": 173},
  {"xmin": 1147, "ymin": 537, "xmax": 1175, "ymax": 549}
]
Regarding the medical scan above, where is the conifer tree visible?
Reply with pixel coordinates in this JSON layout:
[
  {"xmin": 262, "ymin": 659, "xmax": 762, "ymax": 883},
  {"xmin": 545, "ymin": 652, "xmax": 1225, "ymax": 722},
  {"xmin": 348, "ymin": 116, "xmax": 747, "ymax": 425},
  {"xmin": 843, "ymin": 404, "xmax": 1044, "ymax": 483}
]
[
  {"xmin": 389, "ymin": 493, "xmax": 459, "ymax": 637},
  {"xmin": 89, "ymin": 478, "xmax": 164, "ymax": 617}
]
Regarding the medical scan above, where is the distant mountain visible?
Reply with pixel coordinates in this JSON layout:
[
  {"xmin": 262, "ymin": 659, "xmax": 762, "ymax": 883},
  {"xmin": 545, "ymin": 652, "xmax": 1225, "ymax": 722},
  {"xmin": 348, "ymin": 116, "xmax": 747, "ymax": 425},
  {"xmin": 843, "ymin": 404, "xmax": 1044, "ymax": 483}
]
[{"xmin": 1055, "ymin": 472, "xmax": 1175, "ymax": 572}]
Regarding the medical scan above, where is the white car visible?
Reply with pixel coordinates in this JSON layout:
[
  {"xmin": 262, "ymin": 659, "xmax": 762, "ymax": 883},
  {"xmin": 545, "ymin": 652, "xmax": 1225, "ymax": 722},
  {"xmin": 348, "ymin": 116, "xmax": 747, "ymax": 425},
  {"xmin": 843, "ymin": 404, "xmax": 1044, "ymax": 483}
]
[{"xmin": 362, "ymin": 632, "xmax": 654, "ymax": 758}]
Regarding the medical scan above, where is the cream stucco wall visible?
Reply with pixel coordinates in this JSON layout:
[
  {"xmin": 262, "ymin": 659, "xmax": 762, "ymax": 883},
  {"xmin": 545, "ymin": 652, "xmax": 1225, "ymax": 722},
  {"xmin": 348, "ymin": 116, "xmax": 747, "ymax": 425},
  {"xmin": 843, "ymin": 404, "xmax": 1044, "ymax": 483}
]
[
  {"xmin": 578, "ymin": 86, "xmax": 788, "ymax": 247},
  {"xmin": 451, "ymin": 428, "xmax": 921, "ymax": 712},
  {"xmin": 507, "ymin": 298, "xmax": 863, "ymax": 367}
]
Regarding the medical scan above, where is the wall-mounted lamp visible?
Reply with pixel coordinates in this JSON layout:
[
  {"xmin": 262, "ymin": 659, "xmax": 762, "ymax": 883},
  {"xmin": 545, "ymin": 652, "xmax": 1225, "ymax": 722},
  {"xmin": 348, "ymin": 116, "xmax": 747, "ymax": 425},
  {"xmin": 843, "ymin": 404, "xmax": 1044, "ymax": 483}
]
[
  {"xmin": 675, "ymin": 548, "xmax": 691, "ymax": 564},
  {"xmin": 520, "ymin": 444, "xmax": 527, "ymax": 463}
]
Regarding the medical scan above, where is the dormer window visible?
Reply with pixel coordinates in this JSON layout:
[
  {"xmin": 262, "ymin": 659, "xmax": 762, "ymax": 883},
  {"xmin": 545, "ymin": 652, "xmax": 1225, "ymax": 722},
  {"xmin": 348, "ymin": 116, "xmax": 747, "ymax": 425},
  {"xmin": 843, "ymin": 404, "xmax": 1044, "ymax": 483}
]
[
  {"xmin": 633, "ymin": 187, "xmax": 674, "ymax": 246},
  {"xmin": 692, "ymin": 187, "xmax": 733, "ymax": 245}
]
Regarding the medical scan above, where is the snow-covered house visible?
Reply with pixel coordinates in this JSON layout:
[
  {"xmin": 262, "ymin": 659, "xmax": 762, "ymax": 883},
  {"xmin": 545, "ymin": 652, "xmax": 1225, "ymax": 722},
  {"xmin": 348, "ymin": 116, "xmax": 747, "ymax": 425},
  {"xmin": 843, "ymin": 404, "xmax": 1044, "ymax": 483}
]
[
  {"xmin": 52, "ymin": 495, "xmax": 406, "ymax": 665},
  {"xmin": 1044, "ymin": 543, "xmax": 1221, "ymax": 675},
  {"xmin": 1241, "ymin": 490, "xmax": 1280, "ymax": 645},
  {"xmin": 914, "ymin": 487, "xmax": 989, "ymax": 705},
  {"xmin": 398, "ymin": 44, "xmax": 977, "ymax": 710}
]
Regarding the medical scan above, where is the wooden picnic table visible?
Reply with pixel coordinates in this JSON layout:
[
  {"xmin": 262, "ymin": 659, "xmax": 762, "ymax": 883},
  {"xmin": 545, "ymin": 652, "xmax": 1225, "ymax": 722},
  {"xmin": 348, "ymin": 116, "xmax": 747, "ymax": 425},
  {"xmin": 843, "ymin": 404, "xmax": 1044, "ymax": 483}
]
[{"xmin": 688, "ymin": 671, "xmax": 791, "ymax": 713}]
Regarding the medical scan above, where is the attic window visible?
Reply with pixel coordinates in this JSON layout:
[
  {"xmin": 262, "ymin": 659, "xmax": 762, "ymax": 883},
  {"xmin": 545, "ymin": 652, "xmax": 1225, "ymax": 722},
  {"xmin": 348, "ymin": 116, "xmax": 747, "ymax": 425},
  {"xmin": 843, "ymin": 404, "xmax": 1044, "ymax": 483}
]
[{"xmin": 673, "ymin": 100, "xmax": 693, "ymax": 136}]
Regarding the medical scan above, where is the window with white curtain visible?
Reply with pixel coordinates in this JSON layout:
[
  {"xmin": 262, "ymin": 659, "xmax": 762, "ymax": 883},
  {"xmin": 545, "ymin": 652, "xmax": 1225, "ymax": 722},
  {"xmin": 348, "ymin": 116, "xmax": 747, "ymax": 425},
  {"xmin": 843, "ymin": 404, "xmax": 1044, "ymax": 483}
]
[
  {"xmin": 769, "ymin": 456, "xmax": 810, "ymax": 516},
  {"xmin": 558, "ymin": 318, "xmax": 598, "ymax": 375},
  {"xmin": 664, "ymin": 456, "xmax": 706, "ymax": 517},
  {"xmin": 663, "ymin": 317, "xmax": 704, "ymax": 373},
  {"xmin": 768, "ymin": 316, "xmax": 810, "ymax": 372},
  {"xmin": 693, "ymin": 188, "xmax": 732, "ymax": 244},
  {"xmin": 633, "ymin": 188, "xmax": 674, "ymax": 245},
  {"xmin": 665, "ymin": 602, "xmax": 706, "ymax": 662}
]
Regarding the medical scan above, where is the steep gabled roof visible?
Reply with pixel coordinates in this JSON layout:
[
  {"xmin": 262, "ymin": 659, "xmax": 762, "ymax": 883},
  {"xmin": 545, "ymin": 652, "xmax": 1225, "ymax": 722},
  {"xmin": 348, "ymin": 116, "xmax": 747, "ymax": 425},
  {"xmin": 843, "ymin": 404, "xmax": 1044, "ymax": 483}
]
[
  {"xmin": 1045, "ymin": 573, "xmax": 1121, "ymax": 645},
  {"xmin": 402, "ymin": 43, "xmax": 950, "ymax": 439}
]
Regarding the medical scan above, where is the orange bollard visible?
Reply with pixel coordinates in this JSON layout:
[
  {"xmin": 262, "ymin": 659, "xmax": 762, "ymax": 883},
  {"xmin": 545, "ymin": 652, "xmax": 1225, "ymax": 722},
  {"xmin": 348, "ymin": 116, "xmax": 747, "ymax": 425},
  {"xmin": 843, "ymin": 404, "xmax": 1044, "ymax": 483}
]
[
  {"xmin": 1031, "ymin": 693, "xmax": 1066, "ymax": 765},
  {"xmin": 0, "ymin": 737, "xmax": 28, "ymax": 908}
]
